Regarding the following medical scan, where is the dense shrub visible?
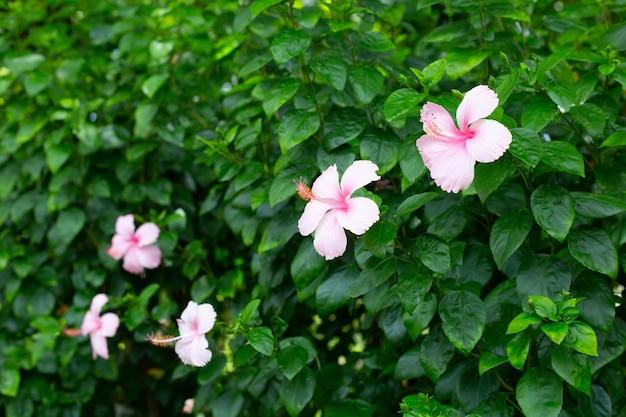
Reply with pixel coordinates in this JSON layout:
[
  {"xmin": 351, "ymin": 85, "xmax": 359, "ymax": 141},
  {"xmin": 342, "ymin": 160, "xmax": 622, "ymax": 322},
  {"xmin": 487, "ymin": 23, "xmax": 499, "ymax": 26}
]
[{"xmin": 1, "ymin": 0, "xmax": 625, "ymax": 416}]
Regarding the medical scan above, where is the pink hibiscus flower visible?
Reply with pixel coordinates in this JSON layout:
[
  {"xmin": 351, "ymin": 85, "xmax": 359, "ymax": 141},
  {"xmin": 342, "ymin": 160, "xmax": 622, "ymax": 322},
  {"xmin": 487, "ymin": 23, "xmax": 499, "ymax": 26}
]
[
  {"xmin": 416, "ymin": 85, "xmax": 512, "ymax": 193},
  {"xmin": 296, "ymin": 160, "xmax": 381, "ymax": 260},
  {"xmin": 81, "ymin": 294, "xmax": 119, "ymax": 360},
  {"xmin": 107, "ymin": 214, "xmax": 162, "ymax": 274},
  {"xmin": 148, "ymin": 301, "xmax": 217, "ymax": 367}
]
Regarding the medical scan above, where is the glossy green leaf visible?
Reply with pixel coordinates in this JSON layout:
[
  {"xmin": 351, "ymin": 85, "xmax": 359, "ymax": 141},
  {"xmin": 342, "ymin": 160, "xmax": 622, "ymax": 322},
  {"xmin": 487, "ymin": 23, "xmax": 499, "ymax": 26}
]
[
  {"xmin": 541, "ymin": 322, "xmax": 569, "ymax": 344},
  {"xmin": 262, "ymin": 79, "xmax": 301, "ymax": 117},
  {"xmin": 47, "ymin": 209, "xmax": 86, "ymax": 251},
  {"xmin": 517, "ymin": 255, "xmax": 572, "ymax": 302},
  {"xmin": 247, "ymin": 326, "xmax": 275, "ymax": 356},
  {"xmin": 571, "ymin": 276, "xmax": 615, "ymax": 332},
  {"xmin": 133, "ymin": 101, "xmax": 158, "ymax": 139},
  {"xmin": 396, "ymin": 192, "xmax": 439, "ymax": 217},
  {"xmin": 309, "ymin": 56, "xmax": 347, "ymax": 90},
  {"xmin": 509, "ymin": 128, "xmax": 543, "ymax": 167},
  {"xmin": 566, "ymin": 321, "xmax": 598, "ymax": 356},
  {"xmin": 291, "ymin": 240, "xmax": 327, "ymax": 290},
  {"xmin": 570, "ymin": 103, "xmax": 606, "ymax": 138},
  {"xmin": 141, "ymin": 73, "xmax": 169, "ymax": 99},
  {"xmin": 271, "ymin": 29, "xmax": 311, "ymax": 64},
  {"xmin": 279, "ymin": 367, "xmax": 316, "ymax": 417},
  {"xmin": 0, "ymin": 363, "xmax": 20, "ymax": 397},
  {"xmin": 357, "ymin": 31, "xmax": 394, "ymax": 51},
  {"xmin": 403, "ymin": 293, "xmax": 437, "ymax": 340},
  {"xmin": 540, "ymin": 141, "xmax": 585, "ymax": 177},
  {"xmin": 571, "ymin": 192, "xmax": 626, "ymax": 218},
  {"xmin": 348, "ymin": 256, "xmax": 397, "ymax": 297},
  {"xmin": 474, "ymin": 156, "xmax": 516, "ymax": 202},
  {"xmin": 507, "ymin": 312, "xmax": 542, "ymax": 334},
  {"xmin": 516, "ymin": 367, "xmax": 563, "ymax": 417},
  {"xmin": 315, "ymin": 266, "xmax": 358, "ymax": 316},
  {"xmin": 489, "ymin": 208, "xmax": 533, "ymax": 269},
  {"xmin": 325, "ymin": 399, "xmax": 373, "ymax": 417},
  {"xmin": 23, "ymin": 71, "xmax": 51, "ymax": 96},
  {"xmin": 551, "ymin": 345, "xmax": 591, "ymax": 395},
  {"xmin": 359, "ymin": 129, "xmax": 400, "ymax": 174},
  {"xmin": 398, "ymin": 139, "xmax": 427, "ymax": 186},
  {"xmin": 416, "ymin": 234, "xmax": 451, "ymax": 274},
  {"xmin": 250, "ymin": 0, "xmax": 283, "ymax": 16},
  {"xmin": 528, "ymin": 295, "xmax": 557, "ymax": 320},
  {"xmin": 479, "ymin": 352, "xmax": 507, "ymax": 376},
  {"xmin": 411, "ymin": 58, "xmax": 446, "ymax": 87},
  {"xmin": 348, "ymin": 65, "xmax": 384, "ymax": 104},
  {"xmin": 438, "ymin": 290, "xmax": 485, "ymax": 355},
  {"xmin": 277, "ymin": 110, "xmax": 320, "ymax": 152},
  {"xmin": 521, "ymin": 95, "xmax": 556, "ymax": 133},
  {"xmin": 383, "ymin": 89, "xmax": 424, "ymax": 128},
  {"xmin": 567, "ymin": 227, "xmax": 618, "ymax": 279},
  {"xmin": 419, "ymin": 325, "xmax": 455, "ymax": 383},
  {"xmin": 445, "ymin": 49, "xmax": 489, "ymax": 80},
  {"xmin": 362, "ymin": 221, "xmax": 397, "ymax": 258},
  {"xmin": 600, "ymin": 131, "xmax": 626, "ymax": 147},
  {"xmin": 323, "ymin": 107, "xmax": 368, "ymax": 150},
  {"xmin": 395, "ymin": 267, "xmax": 433, "ymax": 314},
  {"xmin": 278, "ymin": 346, "xmax": 308, "ymax": 380},
  {"xmin": 530, "ymin": 184, "xmax": 575, "ymax": 242},
  {"xmin": 5, "ymin": 53, "xmax": 45, "ymax": 74}
]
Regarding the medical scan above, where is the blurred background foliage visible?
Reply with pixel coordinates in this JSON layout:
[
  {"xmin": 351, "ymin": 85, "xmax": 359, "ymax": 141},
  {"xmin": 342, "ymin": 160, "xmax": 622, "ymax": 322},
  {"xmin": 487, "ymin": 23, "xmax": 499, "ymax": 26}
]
[{"xmin": 1, "ymin": 0, "xmax": 626, "ymax": 416}]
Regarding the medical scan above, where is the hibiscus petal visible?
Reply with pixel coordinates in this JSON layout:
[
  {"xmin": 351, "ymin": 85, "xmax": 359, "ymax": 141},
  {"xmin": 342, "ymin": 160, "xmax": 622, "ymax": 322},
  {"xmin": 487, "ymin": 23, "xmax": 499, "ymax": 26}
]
[
  {"xmin": 122, "ymin": 248, "xmax": 145, "ymax": 274},
  {"xmin": 420, "ymin": 102, "xmax": 462, "ymax": 138},
  {"xmin": 175, "ymin": 337, "xmax": 212, "ymax": 367},
  {"xmin": 465, "ymin": 119, "xmax": 512, "ymax": 163},
  {"xmin": 136, "ymin": 245, "xmax": 162, "ymax": 270},
  {"xmin": 195, "ymin": 303, "xmax": 217, "ymax": 334},
  {"xmin": 115, "ymin": 214, "xmax": 136, "ymax": 237},
  {"xmin": 311, "ymin": 164, "xmax": 343, "ymax": 202},
  {"xmin": 98, "ymin": 312, "xmax": 120, "ymax": 337},
  {"xmin": 178, "ymin": 301, "xmax": 198, "ymax": 335},
  {"xmin": 456, "ymin": 85, "xmax": 499, "ymax": 129},
  {"xmin": 298, "ymin": 200, "xmax": 333, "ymax": 236},
  {"xmin": 416, "ymin": 134, "xmax": 476, "ymax": 193},
  {"xmin": 107, "ymin": 235, "xmax": 132, "ymax": 259},
  {"xmin": 81, "ymin": 311, "xmax": 100, "ymax": 336},
  {"xmin": 90, "ymin": 334, "xmax": 109, "ymax": 359},
  {"xmin": 340, "ymin": 160, "xmax": 380, "ymax": 196},
  {"xmin": 135, "ymin": 222, "xmax": 160, "ymax": 246},
  {"xmin": 313, "ymin": 212, "xmax": 348, "ymax": 260},
  {"xmin": 90, "ymin": 293, "xmax": 108, "ymax": 314},
  {"xmin": 335, "ymin": 197, "xmax": 379, "ymax": 235}
]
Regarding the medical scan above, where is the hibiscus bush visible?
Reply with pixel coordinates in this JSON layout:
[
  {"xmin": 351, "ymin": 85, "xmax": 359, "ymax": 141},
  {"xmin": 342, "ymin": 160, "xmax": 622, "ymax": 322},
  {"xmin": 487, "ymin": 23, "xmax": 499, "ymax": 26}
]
[{"xmin": 1, "ymin": 0, "xmax": 626, "ymax": 416}]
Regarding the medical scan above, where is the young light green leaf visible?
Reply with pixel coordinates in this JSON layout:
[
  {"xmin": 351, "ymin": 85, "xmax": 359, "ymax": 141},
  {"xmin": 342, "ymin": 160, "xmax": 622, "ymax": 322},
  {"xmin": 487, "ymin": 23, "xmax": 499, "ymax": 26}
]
[
  {"xmin": 507, "ymin": 333, "xmax": 530, "ymax": 370},
  {"xmin": 567, "ymin": 227, "xmax": 618, "ymax": 279},
  {"xmin": 528, "ymin": 295, "xmax": 558, "ymax": 320},
  {"xmin": 600, "ymin": 131, "xmax": 626, "ymax": 147},
  {"xmin": 530, "ymin": 184, "xmax": 575, "ymax": 243},
  {"xmin": 489, "ymin": 208, "xmax": 533, "ymax": 269},
  {"xmin": 506, "ymin": 312, "xmax": 542, "ymax": 334},
  {"xmin": 141, "ymin": 73, "xmax": 169, "ymax": 99},
  {"xmin": 516, "ymin": 367, "xmax": 563, "ymax": 417},
  {"xmin": 251, "ymin": 0, "xmax": 284, "ymax": 17},
  {"xmin": 438, "ymin": 290, "xmax": 485, "ymax": 355},
  {"xmin": 541, "ymin": 322, "xmax": 569, "ymax": 344},
  {"xmin": 479, "ymin": 352, "xmax": 508, "ymax": 376},
  {"xmin": 566, "ymin": 321, "xmax": 598, "ymax": 357}
]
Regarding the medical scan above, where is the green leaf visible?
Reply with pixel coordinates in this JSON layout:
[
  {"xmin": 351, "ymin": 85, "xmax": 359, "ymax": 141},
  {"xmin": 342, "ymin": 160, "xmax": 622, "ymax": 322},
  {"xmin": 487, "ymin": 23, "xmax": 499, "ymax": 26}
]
[
  {"xmin": 395, "ymin": 192, "xmax": 439, "ymax": 217},
  {"xmin": 23, "ymin": 71, "xmax": 51, "ymax": 96},
  {"xmin": 591, "ymin": 318, "xmax": 626, "ymax": 373},
  {"xmin": 383, "ymin": 89, "xmax": 424, "ymax": 128},
  {"xmin": 5, "ymin": 53, "xmax": 45, "ymax": 74},
  {"xmin": 570, "ymin": 103, "xmax": 606, "ymax": 138},
  {"xmin": 396, "ymin": 267, "xmax": 433, "ymax": 314},
  {"xmin": 438, "ymin": 290, "xmax": 485, "ymax": 355},
  {"xmin": 348, "ymin": 65, "xmax": 384, "ymax": 104},
  {"xmin": 507, "ymin": 312, "xmax": 542, "ymax": 334},
  {"xmin": 479, "ymin": 352, "xmax": 507, "ymax": 376},
  {"xmin": 516, "ymin": 255, "xmax": 571, "ymax": 303},
  {"xmin": 238, "ymin": 299, "xmax": 261, "ymax": 325},
  {"xmin": 239, "ymin": 52, "xmax": 273, "ymax": 77},
  {"xmin": 0, "ymin": 363, "xmax": 20, "ymax": 397},
  {"xmin": 507, "ymin": 333, "xmax": 530, "ymax": 370},
  {"xmin": 399, "ymin": 139, "xmax": 427, "ymax": 186},
  {"xmin": 402, "ymin": 293, "xmax": 437, "ymax": 340},
  {"xmin": 271, "ymin": 29, "xmax": 311, "ymax": 64},
  {"xmin": 44, "ymin": 143, "xmax": 73, "ymax": 174},
  {"xmin": 357, "ymin": 31, "xmax": 395, "ymax": 51},
  {"xmin": 47, "ymin": 209, "xmax": 86, "ymax": 251},
  {"xmin": 291, "ymin": 240, "xmax": 327, "ymax": 290},
  {"xmin": 278, "ymin": 346, "xmax": 308, "ymax": 380},
  {"xmin": 325, "ymin": 399, "xmax": 374, "ymax": 417},
  {"xmin": 494, "ymin": 68, "xmax": 519, "ymax": 105},
  {"xmin": 516, "ymin": 367, "xmax": 563, "ymax": 417},
  {"xmin": 349, "ymin": 256, "xmax": 397, "ymax": 297},
  {"xmin": 279, "ymin": 367, "xmax": 316, "ymax": 417},
  {"xmin": 419, "ymin": 325, "xmax": 455, "ymax": 383},
  {"xmin": 277, "ymin": 110, "xmax": 320, "ymax": 153},
  {"xmin": 323, "ymin": 107, "xmax": 367, "ymax": 150},
  {"xmin": 490, "ymin": 209, "xmax": 533, "ymax": 269},
  {"xmin": 262, "ymin": 78, "xmax": 301, "ymax": 117},
  {"xmin": 247, "ymin": 326, "xmax": 275, "ymax": 356},
  {"xmin": 541, "ymin": 141, "xmax": 585, "ymax": 177},
  {"xmin": 259, "ymin": 211, "xmax": 298, "ymax": 253},
  {"xmin": 359, "ymin": 129, "xmax": 400, "ymax": 174},
  {"xmin": 309, "ymin": 56, "xmax": 347, "ymax": 90},
  {"xmin": 521, "ymin": 95, "xmax": 557, "ymax": 133},
  {"xmin": 141, "ymin": 73, "xmax": 169, "ymax": 99},
  {"xmin": 571, "ymin": 276, "xmax": 615, "ymax": 332},
  {"xmin": 551, "ymin": 345, "xmax": 591, "ymax": 395},
  {"xmin": 416, "ymin": 234, "xmax": 451, "ymax": 274},
  {"xmin": 251, "ymin": 0, "xmax": 283, "ymax": 17},
  {"xmin": 566, "ymin": 321, "xmax": 598, "ymax": 356},
  {"xmin": 362, "ymin": 221, "xmax": 397, "ymax": 258},
  {"xmin": 445, "ymin": 49, "xmax": 489, "ymax": 80},
  {"xmin": 474, "ymin": 156, "xmax": 516, "ymax": 202},
  {"xmin": 134, "ymin": 101, "xmax": 159, "ymax": 139},
  {"xmin": 531, "ymin": 184, "xmax": 575, "ymax": 242},
  {"xmin": 509, "ymin": 128, "xmax": 543, "ymax": 168},
  {"xmin": 567, "ymin": 227, "xmax": 618, "ymax": 279},
  {"xmin": 411, "ymin": 58, "xmax": 447, "ymax": 87},
  {"xmin": 544, "ymin": 79, "xmax": 577, "ymax": 112},
  {"xmin": 542, "ymin": 322, "xmax": 569, "ymax": 344},
  {"xmin": 316, "ymin": 266, "xmax": 358, "ymax": 316},
  {"xmin": 601, "ymin": 131, "xmax": 626, "ymax": 147},
  {"xmin": 571, "ymin": 192, "xmax": 626, "ymax": 218},
  {"xmin": 528, "ymin": 295, "xmax": 558, "ymax": 320}
]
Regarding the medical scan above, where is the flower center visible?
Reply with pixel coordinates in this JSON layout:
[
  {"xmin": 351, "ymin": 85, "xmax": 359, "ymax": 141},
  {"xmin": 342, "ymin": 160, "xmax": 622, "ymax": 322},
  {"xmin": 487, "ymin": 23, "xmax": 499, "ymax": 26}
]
[
  {"xmin": 294, "ymin": 177, "xmax": 315, "ymax": 201},
  {"xmin": 421, "ymin": 112, "xmax": 444, "ymax": 140}
]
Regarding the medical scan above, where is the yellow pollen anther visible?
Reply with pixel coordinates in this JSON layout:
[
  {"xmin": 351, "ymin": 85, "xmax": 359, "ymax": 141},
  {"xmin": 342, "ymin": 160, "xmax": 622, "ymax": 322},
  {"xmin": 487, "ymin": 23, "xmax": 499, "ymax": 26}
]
[
  {"xmin": 146, "ymin": 333, "xmax": 175, "ymax": 347},
  {"xmin": 422, "ymin": 113, "xmax": 444, "ymax": 139},
  {"xmin": 294, "ymin": 177, "xmax": 315, "ymax": 201}
]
